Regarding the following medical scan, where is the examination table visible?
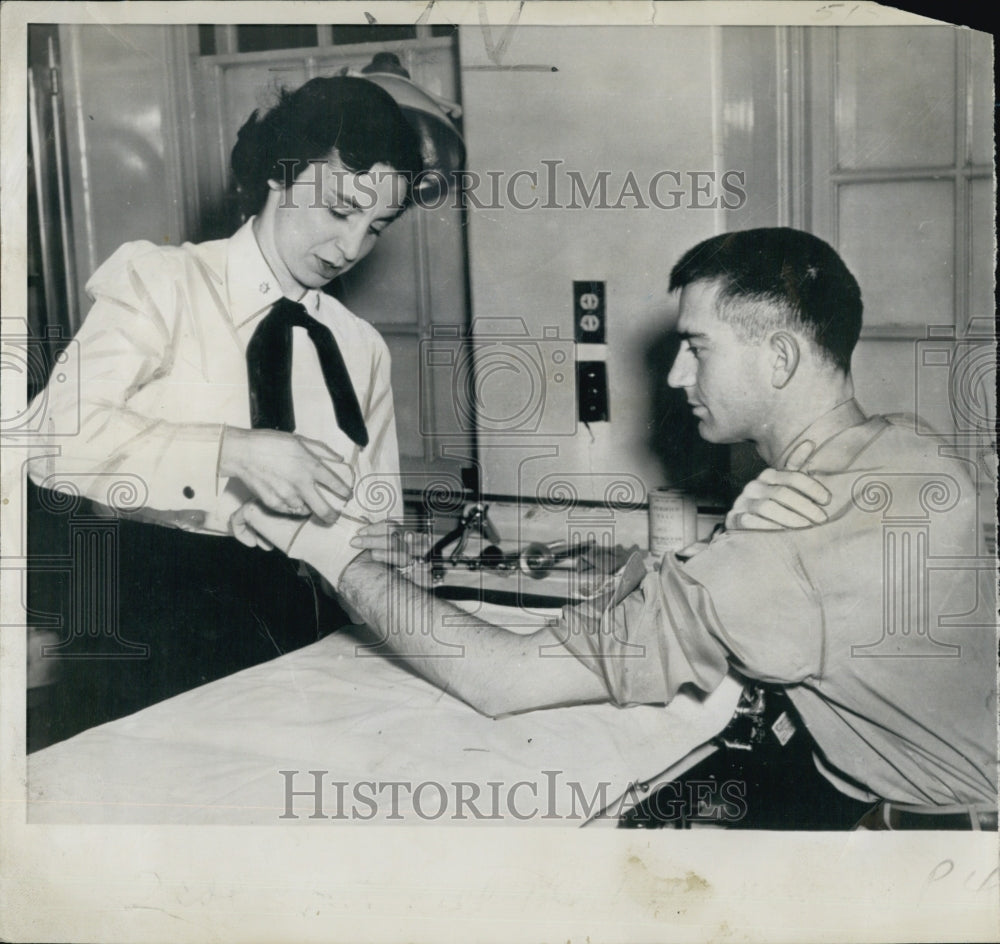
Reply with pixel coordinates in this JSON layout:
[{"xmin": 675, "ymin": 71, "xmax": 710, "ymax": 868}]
[{"xmin": 27, "ymin": 566, "xmax": 741, "ymax": 825}]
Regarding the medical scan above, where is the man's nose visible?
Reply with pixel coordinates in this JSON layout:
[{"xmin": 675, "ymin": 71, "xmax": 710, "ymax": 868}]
[{"xmin": 667, "ymin": 342, "xmax": 694, "ymax": 389}]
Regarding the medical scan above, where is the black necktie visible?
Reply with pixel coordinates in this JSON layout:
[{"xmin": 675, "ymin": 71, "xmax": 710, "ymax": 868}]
[{"xmin": 246, "ymin": 297, "xmax": 369, "ymax": 448}]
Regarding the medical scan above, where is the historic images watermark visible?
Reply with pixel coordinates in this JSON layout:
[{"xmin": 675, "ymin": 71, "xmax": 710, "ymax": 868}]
[
  {"xmin": 419, "ymin": 319, "xmax": 575, "ymax": 438},
  {"xmin": 272, "ymin": 158, "xmax": 749, "ymax": 211},
  {"xmin": 277, "ymin": 768, "xmax": 748, "ymax": 824}
]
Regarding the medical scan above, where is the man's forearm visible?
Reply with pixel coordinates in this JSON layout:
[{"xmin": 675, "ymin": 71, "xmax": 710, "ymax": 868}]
[{"xmin": 337, "ymin": 554, "xmax": 610, "ymax": 717}]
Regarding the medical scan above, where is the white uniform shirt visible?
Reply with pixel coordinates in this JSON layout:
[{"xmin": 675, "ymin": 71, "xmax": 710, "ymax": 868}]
[{"xmin": 28, "ymin": 219, "xmax": 401, "ymax": 578}]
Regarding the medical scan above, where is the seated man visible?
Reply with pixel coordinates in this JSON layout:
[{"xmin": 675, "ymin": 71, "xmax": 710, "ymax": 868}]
[{"xmin": 236, "ymin": 227, "xmax": 998, "ymax": 830}]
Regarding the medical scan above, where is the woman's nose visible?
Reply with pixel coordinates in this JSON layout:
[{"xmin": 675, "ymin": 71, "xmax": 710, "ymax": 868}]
[
  {"xmin": 332, "ymin": 219, "xmax": 369, "ymax": 263},
  {"xmin": 341, "ymin": 228, "xmax": 366, "ymax": 263}
]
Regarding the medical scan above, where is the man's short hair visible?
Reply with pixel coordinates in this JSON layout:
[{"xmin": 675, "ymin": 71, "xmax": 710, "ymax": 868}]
[{"xmin": 668, "ymin": 227, "xmax": 863, "ymax": 373}]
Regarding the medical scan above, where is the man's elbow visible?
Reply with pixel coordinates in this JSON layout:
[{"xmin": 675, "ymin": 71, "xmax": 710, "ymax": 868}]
[
  {"xmin": 450, "ymin": 670, "xmax": 607, "ymax": 719},
  {"xmin": 463, "ymin": 693, "xmax": 505, "ymax": 720},
  {"xmin": 452, "ymin": 680, "xmax": 516, "ymax": 719},
  {"xmin": 447, "ymin": 668, "xmax": 547, "ymax": 719},
  {"xmin": 735, "ymin": 652, "xmax": 813, "ymax": 686}
]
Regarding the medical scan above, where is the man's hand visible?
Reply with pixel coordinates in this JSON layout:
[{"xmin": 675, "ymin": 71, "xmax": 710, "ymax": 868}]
[
  {"xmin": 349, "ymin": 520, "xmax": 431, "ymax": 567},
  {"xmin": 725, "ymin": 440, "xmax": 831, "ymax": 531},
  {"xmin": 219, "ymin": 426, "xmax": 354, "ymax": 523}
]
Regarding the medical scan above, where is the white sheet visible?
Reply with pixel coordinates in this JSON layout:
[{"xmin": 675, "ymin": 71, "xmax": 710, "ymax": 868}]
[{"xmin": 27, "ymin": 572, "xmax": 742, "ymax": 826}]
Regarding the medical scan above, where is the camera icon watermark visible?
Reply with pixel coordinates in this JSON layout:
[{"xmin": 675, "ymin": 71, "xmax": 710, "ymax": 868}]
[
  {"xmin": 914, "ymin": 321, "xmax": 996, "ymax": 442},
  {"xmin": 0, "ymin": 321, "xmax": 80, "ymax": 438},
  {"xmin": 419, "ymin": 318, "xmax": 575, "ymax": 439}
]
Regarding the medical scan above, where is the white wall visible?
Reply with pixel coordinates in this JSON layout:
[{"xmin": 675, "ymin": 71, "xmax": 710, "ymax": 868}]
[
  {"xmin": 59, "ymin": 25, "xmax": 191, "ymax": 330},
  {"xmin": 459, "ymin": 26, "xmax": 732, "ymax": 504},
  {"xmin": 458, "ymin": 24, "xmax": 994, "ymax": 510}
]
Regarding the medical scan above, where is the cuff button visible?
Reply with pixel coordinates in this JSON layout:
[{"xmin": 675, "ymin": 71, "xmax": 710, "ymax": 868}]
[{"xmin": 183, "ymin": 486, "xmax": 195, "ymax": 499}]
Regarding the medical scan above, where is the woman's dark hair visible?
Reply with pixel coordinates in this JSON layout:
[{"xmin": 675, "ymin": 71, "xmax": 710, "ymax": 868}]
[{"xmin": 231, "ymin": 75, "xmax": 424, "ymax": 216}]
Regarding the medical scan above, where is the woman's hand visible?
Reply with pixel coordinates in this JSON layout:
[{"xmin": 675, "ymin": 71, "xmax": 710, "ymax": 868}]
[
  {"xmin": 229, "ymin": 500, "xmax": 279, "ymax": 550},
  {"xmin": 231, "ymin": 501, "xmax": 412, "ymax": 591},
  {"xmin": 725, "ymin": 440, "xmax": 831, "ymax": 531},
  {"xmin": 229, "ymin": 499, "xmax": 342, "ymax": 559},
  {"xmin": 219, "ymin": 426, "xmax": 354, "ymax": 523}
]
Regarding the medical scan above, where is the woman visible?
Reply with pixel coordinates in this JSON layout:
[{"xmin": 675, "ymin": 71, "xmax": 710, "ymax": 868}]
[{"xmin": 28, "ymin": 76, "xmax": 423, "ymax": 745}]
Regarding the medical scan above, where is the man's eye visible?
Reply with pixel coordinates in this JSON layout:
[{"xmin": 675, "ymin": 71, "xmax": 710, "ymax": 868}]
[
  {"xmin": 368, "ymin": 224, "xmax": 387, "ymax": 237},
  {"xmin": 328, "ymin": 206, "xmax": 351, "ymax": 219}
]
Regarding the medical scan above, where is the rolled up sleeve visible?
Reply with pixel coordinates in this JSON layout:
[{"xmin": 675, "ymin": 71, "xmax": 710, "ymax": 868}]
[
  {"xmin": 682, "ymin": 531, "xmax": 824, "ymax": 685},
  {"xmin": 555, "ymin": 531, "xmax": 824, "ymax": 706},
  {"xmin": 557, "ymin": 552, "xmax": 731, "ymax": 706}
]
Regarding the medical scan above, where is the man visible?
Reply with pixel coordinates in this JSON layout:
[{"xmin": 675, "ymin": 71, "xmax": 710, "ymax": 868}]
[{"xmin": 238, "ymin": 228, "xmax": 997, "ymax": 829}]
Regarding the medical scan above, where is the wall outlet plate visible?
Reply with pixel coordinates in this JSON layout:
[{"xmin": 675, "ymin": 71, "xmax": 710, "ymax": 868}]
[
  {"xmin": 577, "ymin": 361, "xmax": 609, "ymax": 422},
  {"xmin": 573, "ymin": 281, "xmax": 606, "ymax": 343}
]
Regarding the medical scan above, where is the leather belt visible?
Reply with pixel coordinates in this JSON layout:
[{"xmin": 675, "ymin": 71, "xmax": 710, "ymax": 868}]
[{"xmin": 855, "ymin": 801, "xmax": 998, "ymax": 831}]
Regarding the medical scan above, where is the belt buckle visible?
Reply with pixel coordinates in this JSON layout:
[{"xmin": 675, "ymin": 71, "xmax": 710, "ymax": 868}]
[
  {"xmin": 977, "ymin": 810, "xmax": 999, "ymax": 830},
  {"xmin": 880, "ymin": 802, "xmax": 999, "ymax": 831}
]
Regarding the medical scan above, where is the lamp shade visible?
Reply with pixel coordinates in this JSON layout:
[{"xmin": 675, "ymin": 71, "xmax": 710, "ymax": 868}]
[{"xmin": 352, "ymin": 53, "xmax": 465, "ymax": 202}]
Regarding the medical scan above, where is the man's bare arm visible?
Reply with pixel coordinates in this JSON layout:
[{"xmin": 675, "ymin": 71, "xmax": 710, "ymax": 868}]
[{"xmin": 336, "ymin": 554, "xmax": 611, "ymax": 717}]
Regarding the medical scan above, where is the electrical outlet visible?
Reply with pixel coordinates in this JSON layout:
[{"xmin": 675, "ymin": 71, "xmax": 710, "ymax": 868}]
[
  {"xmin": 574, "ymin": 281, "xmax": 606, "ymax": 343},
  {"xmin": 577, "ymin": 361, "xmax": 609, "ymax": 423}
]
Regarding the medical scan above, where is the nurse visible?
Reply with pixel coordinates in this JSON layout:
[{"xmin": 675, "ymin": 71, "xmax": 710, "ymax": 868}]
[{"xmin": 27, "ymin": 76, "xmax": 423, "ymax": 743}]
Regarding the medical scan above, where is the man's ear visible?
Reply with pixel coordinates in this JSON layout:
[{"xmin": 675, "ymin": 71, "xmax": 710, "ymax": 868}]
[{"xmin": 769, "ymin": 331, "xmax": 800, "ymax": 388}]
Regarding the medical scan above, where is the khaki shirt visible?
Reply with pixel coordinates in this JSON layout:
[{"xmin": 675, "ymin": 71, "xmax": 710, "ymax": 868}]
[{"xmin": 561, "ymin": 401, "xmax": 997, "ymax": 806}]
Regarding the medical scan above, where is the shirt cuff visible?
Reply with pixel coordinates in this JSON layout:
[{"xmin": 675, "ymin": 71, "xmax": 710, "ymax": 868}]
[{"xmin": 149, "ymin": 424, "xmax": 225, "ymax": 510}]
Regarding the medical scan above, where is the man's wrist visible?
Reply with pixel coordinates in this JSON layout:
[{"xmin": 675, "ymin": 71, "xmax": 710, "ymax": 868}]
[{"xmin": 339, "ymin": 551, "xmax": 381, "ymax": 593}]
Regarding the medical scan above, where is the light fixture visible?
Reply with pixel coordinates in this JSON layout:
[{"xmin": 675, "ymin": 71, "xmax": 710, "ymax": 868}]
[{"xmin": 351, "ymin": 52, "xmax": 465, "ymax": 202}]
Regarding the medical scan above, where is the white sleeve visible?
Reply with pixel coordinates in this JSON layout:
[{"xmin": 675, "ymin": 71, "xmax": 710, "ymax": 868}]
[{"xmin": 26, "ymin": 242, "xmax": 224, "ymax": 516}]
